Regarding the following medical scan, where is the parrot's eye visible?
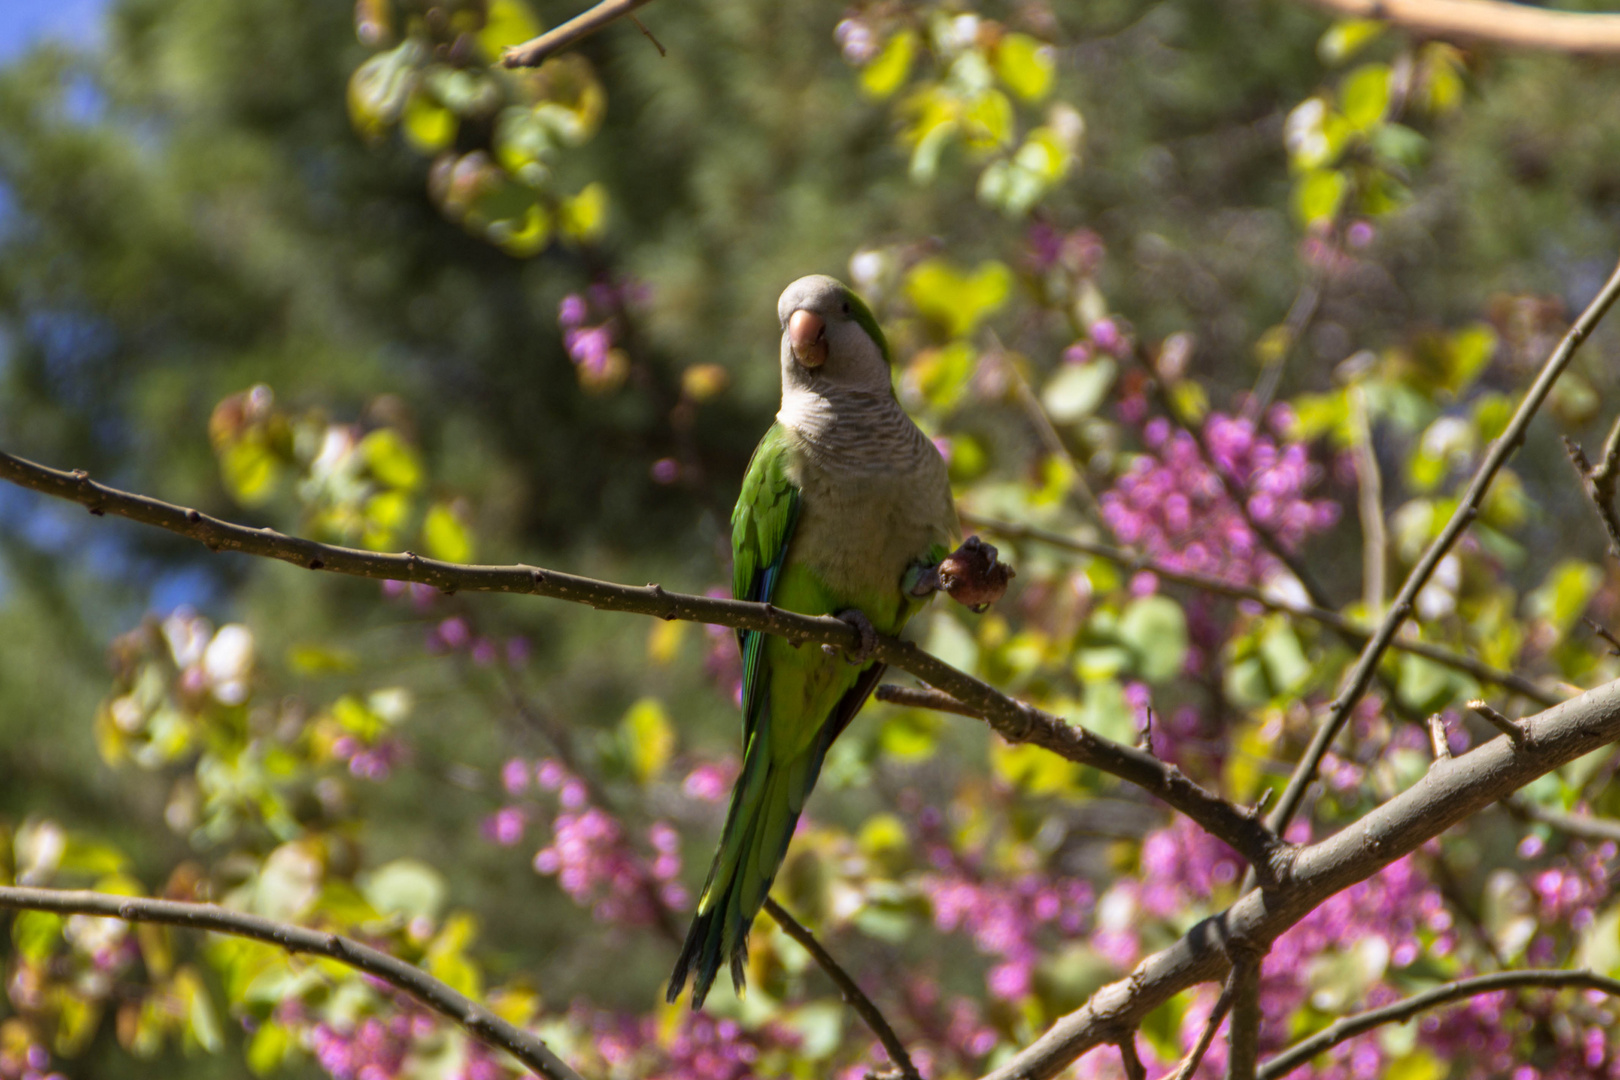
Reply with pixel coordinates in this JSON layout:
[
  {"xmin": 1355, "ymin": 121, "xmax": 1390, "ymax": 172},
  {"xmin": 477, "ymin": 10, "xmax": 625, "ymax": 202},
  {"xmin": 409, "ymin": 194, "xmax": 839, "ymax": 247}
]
[{"xmin": 841, "ymin": 301, "xmax": 851, "ymax": 314}]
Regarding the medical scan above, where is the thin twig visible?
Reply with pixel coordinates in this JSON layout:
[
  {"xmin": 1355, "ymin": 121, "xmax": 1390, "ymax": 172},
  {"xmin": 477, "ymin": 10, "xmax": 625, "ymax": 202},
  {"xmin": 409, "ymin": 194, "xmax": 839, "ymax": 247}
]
[
  {"xmin": 0, "ymin": 449, "xmax": 1284, "ymax": 875},
  {"xmin": 1348, "ymin": 385, "xmax": 1386, "ymax": 614},
  {"xmin": 963, "ymin": 515, "xmax": 1557, "ymax": 707},
  {"xmin": 1166, "ymin": 979, "xmax": 1235, "ymax": 1080},
  {"xmin": 1257, "ymin": 969, "xmax": 1620, "ymax": 1080},
  {"xmin": 1564, "ymin": 411, "xmax": 1620, "ymax": 557},
  {"xmin": 0, "ymin": 887, "xmax": 584, "ymax": 1080},
  {"xmin": 1503, "ymin": 794, "xmax": 1620, "ymax": 844},
  {"xmin": 1585, "ymin": 616, "xmax": 1620, "ymax": 657},
  {"xmin": 1225, "ymin": 959, "xmax": 1262, "ymax": 1080},
  {"xmin": 875, "ymin": 683, "xmax": 985, "ymax": 718},
  {"xmin": 1468, "ymin": 698, "xmax": 1527, "ymax": 747},
  {"xmin": 1427, "ymin": 713, "xmax": 1453, "ymax": 761},
  {"xmin": 1265, "ymin": 255, "xmax": 1620, "ymax": 838},
  {"xmin": 1244, "ymin": 273, "xmax": 1323, "ymax": 422},
  {"xmin": 1117, "ymin": 1038, "xmax": 1147, "ymax": 1080},
  {"xmin": 763, "ymin": 898, "xmax": 921, "ymax": 1080},
  {"xmin": 502, "ymin": 0, "xmax": 657, "ymax": 67},
  {"xmin": 1293, "ymin": 0, "xmax": 1620, "ymax": 54}
]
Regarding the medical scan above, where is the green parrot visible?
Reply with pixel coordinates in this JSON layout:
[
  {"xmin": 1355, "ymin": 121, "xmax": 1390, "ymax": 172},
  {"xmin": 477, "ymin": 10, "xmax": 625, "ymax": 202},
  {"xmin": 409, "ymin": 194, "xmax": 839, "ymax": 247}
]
[{"xmin": 667, "ymin": 274, "xmax": 961, "ymax": 1009}]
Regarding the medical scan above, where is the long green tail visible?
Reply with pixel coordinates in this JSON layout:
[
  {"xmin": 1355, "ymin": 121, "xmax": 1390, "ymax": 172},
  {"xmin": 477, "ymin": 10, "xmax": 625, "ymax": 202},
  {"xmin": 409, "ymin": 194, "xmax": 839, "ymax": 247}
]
[{"xmin": 666, "ymin": 731, "xmax": 820, "ymax": 1008}]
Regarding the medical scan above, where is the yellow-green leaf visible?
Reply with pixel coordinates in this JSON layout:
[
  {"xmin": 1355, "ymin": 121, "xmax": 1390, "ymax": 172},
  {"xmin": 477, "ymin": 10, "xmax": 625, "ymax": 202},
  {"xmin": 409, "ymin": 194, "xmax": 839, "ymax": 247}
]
[
  {"xmin": 360, "ymin": 427, "xmax": 422, "ymax": 491},
  {"xmin": 402, "ymin": 89, "xmax": 458, "ymax": 154},
  {"xmin": 1318, "ymin": 19, "xmax": 1383, "ymax": 65},
  {"xmin": 422, "ymin": 502, "xmax": 474, "ymax": 563},
  {"xmin": 861, "ymin": 29, "xmax": 917, "ymax": 99},
  {"xmin": 993, "ymin": 33, "xmax": 1054, "ymax": 102},
  {"xmin": 1340, "ymin": 62, "xmax": 1391, "ymax": 130},
  {"xmin": 903, "ymin": 258, "xmax": 1012, "ymax": 338},
  {"xmin": 559, "ymin": 182, "xmax": 608, "ymax": 242},
  {"xmin": 622, "ymin": 697, "xmax": 674, "ymax": 782},
  {"xmin": 477, "ymin": 0, "xmax": 542, "ymax": 61},
  {"xmin": 1293, "ymin": 168, "xmax": 1347, "ymax": 227}
]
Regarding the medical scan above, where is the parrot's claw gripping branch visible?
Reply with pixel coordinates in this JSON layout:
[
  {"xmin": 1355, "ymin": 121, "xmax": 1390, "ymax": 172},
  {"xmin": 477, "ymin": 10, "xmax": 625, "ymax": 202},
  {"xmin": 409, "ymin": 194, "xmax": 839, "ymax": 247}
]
[
  {"xmin": 910, "ymin": 535, "xmax": 1016, "ymax": 612},
  {"xmin": 826, "ymin": 609, "xmax": 879, "ymax": 664}
]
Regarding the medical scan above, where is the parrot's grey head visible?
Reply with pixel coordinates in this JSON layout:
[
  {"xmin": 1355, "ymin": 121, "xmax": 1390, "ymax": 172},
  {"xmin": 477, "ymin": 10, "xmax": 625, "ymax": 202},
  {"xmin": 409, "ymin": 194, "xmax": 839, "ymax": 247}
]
[{"xmin": 776, "ymin": 275, "xmax": 892, "ymax": 398}]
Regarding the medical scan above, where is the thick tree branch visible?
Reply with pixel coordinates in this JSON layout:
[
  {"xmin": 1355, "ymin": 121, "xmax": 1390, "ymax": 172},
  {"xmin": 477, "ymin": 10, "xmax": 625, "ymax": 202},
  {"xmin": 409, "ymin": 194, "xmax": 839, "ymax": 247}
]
[
  {"xmin": 963, "ymin": 515, "xmax": 1558, "ymax": 707},
  {"xmin": 1225, "ymin": 958, "xmax": 1262, "ymax": 1080},
  {"xmin": 501, "ymin": 0, "xmax": 656, "ymax": 67},
  {"xmin": 0, "ymin": 450, "xmax": 1284, "ymax": 876},
  {"xmin": 1256, "ymin": 969, "xmax": 1620, "ymax": 1080},
  {"xmin": 981, "ymin": 675, "xmax": 1620, "ymax": 1080},
  {"xmin": 1265, "ymin": 255, "xmax": 1620, "ymax": 837},
  {"xmin": 1293, "ymin": 0, "xmax": 1620, "ymax": 55},
  {"xmin": 763, "ymin": 898, "xmax": 921, "ymax": 1080},
  {"xmin": 0, "ymin": 887, "xmax": 584, "ymax": 1080}
]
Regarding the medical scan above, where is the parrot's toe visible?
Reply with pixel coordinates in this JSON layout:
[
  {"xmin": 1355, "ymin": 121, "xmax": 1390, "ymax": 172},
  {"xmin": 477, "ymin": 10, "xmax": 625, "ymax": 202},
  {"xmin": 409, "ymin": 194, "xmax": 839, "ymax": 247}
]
[{"xmin": 826, "ymin": 608, "xmax": 878, "ymax": 664}]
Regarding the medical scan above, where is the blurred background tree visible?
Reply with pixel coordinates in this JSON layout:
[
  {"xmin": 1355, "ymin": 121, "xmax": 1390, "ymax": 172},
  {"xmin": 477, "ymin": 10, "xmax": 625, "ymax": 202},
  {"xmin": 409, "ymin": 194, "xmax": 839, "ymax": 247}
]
[{"xmin": 3, "ymin": 0, "xmax": 1620, "ymax": 1077}]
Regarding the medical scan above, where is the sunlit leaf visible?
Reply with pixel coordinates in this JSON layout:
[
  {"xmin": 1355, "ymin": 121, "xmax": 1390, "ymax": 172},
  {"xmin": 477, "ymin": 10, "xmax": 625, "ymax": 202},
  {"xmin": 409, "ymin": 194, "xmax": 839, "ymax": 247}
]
[
  {"xmin": 1118, "ymin": 595, "xmax": 1189, "ymax": 684},
  {"xmin": 1293, "ymin": 168, "xmax": 1347, "ymax": 227},
  {"xmin": 423, "ymin": 502, "xmax": 474, "ymax": 563},
  {"xmin": 559, "ymin": 182, "xmax": 608, "ymax": 242},
  {"xmin": 903, "ymin": 258, "xmax": 1012, "ymax": 338},
  {"xmin": 1340, "ymin": 63, "xmax": 1390, "ymax": 130},
  {"xmin": 363, "ymin": 859, "xmax": 447, "ymax": 922},
  {"xmin": 622, "ymin": 697, "xmax": 674, "ymax": 782},
  {"xmin": 402, "ymin": 89, "xmax": 458, "ymax": 154},
  {"xmin": 861, "ymin": 29, "xmax": 917, "ymax": 99},
  {"xmin": 1043, "ymin": 358, "xmax": 1116, "ymax": 422},
  {"xmin": 477, "ymin": 0, "xmax": 542, "ymax": 61},
  {"xmin": 1318, "ymin": 19, "xmax": 1384, "ymax": 65},
  {"xmin": 993, "ymin": 33, "xmax": 1054, "ymax": 102}
]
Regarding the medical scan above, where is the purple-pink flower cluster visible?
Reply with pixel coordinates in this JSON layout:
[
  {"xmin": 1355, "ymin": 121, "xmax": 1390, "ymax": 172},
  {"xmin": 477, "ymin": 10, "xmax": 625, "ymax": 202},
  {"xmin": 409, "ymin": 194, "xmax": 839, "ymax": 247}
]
[
  {"xmin": 1101, "ymin": 411, "xmax": 1339, "ymax": 586},
  {"xmin": 577, "ymin": 1005, "xmax": 796, "ymax": 1080},
  {"xmin": 917, "ymin": 804, "xmax": 1094, "ymax": 1002},
  {"xmin": 485, "ymin": 757, "xmax": 687, "ymax": 924},
  {"xmin": 558, "ymin": 281, "xmax": 643, "ymax": 393},
  {"xmin": 0, "ymin": 1039, "xmax": 63, "ymax": 1080}
]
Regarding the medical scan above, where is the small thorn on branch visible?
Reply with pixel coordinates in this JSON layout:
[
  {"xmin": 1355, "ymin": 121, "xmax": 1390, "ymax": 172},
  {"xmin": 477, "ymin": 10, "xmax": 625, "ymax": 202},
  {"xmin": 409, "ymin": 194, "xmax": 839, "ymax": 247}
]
[
  {"xmin": 1427, "ymin": 713, "xmax": 1453, "ymax": 761},
  {"xmin": 629, "ymin": 14, "xmax": 665, "ymax": 55},
  {"xmin": 1245, "ymin": 788, "xmax": 1275, "ymax": 820},
  {"xmin": 1469, "ymin": 699, "xmax": 1527, "ymax": 746},
  {"xmin": 1137, "ymin": 708, "xmax": 1155, "ymax": 755}
]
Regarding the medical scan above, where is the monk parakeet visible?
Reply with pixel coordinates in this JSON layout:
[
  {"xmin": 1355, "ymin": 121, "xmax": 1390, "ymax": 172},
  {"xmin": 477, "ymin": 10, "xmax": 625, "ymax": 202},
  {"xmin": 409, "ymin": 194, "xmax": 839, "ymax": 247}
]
[{"xmin": 667, "ymin": 275, "xmax": 960, "ymax": 1008}]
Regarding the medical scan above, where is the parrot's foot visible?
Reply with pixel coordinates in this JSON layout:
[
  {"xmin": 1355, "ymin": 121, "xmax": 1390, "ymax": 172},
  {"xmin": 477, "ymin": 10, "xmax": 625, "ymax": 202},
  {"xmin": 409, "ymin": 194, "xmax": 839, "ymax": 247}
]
[
  {"xmin": 824, "ymin": 608, "xmax": 878, "ymax": 664},
  {"xmin": 909, "ymin": 536, "xmax": 1015, "ymax": 613}
]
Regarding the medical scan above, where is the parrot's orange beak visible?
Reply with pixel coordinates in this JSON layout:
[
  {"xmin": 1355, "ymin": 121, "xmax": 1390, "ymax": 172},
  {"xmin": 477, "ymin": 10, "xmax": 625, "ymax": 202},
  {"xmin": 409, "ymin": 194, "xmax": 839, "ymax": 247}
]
[{"xmin": 788, "ymin": 309, "xmax": 827, "ymax": 369}]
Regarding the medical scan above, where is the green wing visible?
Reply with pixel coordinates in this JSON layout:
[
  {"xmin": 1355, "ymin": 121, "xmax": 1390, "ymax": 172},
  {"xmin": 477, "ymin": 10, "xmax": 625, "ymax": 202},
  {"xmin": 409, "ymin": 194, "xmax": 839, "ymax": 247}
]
[{"xmin": 731, "ymin": 423, "xmax": 800, "ymax": 743}]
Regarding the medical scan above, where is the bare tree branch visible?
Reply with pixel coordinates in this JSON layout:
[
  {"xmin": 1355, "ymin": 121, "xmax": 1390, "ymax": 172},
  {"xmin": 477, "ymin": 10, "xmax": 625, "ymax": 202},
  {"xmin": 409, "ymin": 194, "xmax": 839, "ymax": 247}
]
[
  {"xmin": 1116, "ymin": 1037, "xmax": 1147, "ymax": 1080},
  {"xmin": 1257, "ymin": 969, "xmax": 1620, "ymax": 1080},
  {"xmin": 1347, "ymin": 385, "xmax": 1386, "ymax": 615},
  {"xmin": 1225, "ymin": 958, "xmax": 1262, "ymax": 1080},
  {"xmin": 981, "ymin": 675, "xmax": 1620, "ymax": 1080},
  {"xmin": 0, "ymin": 887, "xmax": 584, "ymax": 1080},
  {"xmin": 502, "ymin": 0, "xmax": 657, "ymax": 68},
  {"xmin": 1265, "ymin": 255, "xmax": 1620, "ymax": 838},
  {"xmin": 1469, "ymin": 698, "xmax": 1527, "ymax": 747},
  {"xmin": 1503, "ymin": 793, "xmax": 1620, "ymax": 845},
  {"xmin": 1564, "ymin": 411, "xmax": 1620, "ymax": 558},
  {"xmin": 763, "ymin": 898, "xmax": 921, "ymax": 1080},
  {"xmin": 0, "ymin": 449, "xmax": 1285, "ymax": 877},
  {"xmin": 1292, "ymin": 0, "xmax": 1620, "ymax": 54},
  {"xmin": 1165, "ymin": 979, "xmax": 1234, "ymax": 1080},
  {"xmin": 963, "ymin": 515, "xmax": 1558, "ymax": 707}
]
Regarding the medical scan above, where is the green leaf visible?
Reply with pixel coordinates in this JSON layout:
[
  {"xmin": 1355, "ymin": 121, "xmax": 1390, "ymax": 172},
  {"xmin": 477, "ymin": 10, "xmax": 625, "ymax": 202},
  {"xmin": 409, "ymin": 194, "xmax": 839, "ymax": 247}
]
[
  {"xmin": 1528, "ymin": 559, "xmax": 1603, "ymax": 632},
  {"xmin": 1118, "ymin": 595, "xmax": 1189, "ymax": 684},
  {"xmin": 992, "ymin": 739, "xmax": 1077, "ymax": 794},
  {"xmin": 427, "ymin": 913, "xmax": 483, "ymax": 998},
  {"xmin": 1385, "ymin": 1050, "xmax": 1447, "ymax": 1080},
  {"xmin": 1258, "ymin": 620, "xmax": 1310, "ymax": 695},
  {"xmin": 1340, "ymin": 63, "xmax": 1391, "ymax": 130},
  {"xmin": 879, "ymin": 710, "xmax": 939, "ymax": 761},
  {"xmin": 246, "ymin": 1020, "xmax": 292, "ymax": 1077},
  {"xmin": 993, "ymin": 33, "xmax": 1054, "ymax": 102},
  {"xmin": 1318, "ymin": 19, "xmax": 1384, "ymax": 65},
  {"xmin": 903, "ymin": 258, "xmax": 1012, "ymax": 338},
  {"xmin": 861, "ymin": 29, "xmax": 917, "ymax": 99},
  {"xmin": 559, "ymin": 182, "xmax": 608, "ymax": 242},
  {"xmin": 477, "ymin": 0, "xmax": 542, "ymax": 61},
  {"xmin": 402, "ymin": 89, "xmax": 458, "ymax": 153},
  {"xmin": 363, "ymin": 859, "xmax": 447, "ymax": 922},
  {"xmin": 220, "ymin": 439, "xmax": 280, "ymax": 506},
  {"xmin": 422, "ymin": 502, "xmax": 474, "ymax": 563},
  {"xmin": 1293, "ymin": 168, "xmax": 1347, "ymax": 227},
  {"xmin": 13, "ymin": 910, "xmax": 63, "ymax": 961},
  {"xmin": 622, "ymin": 697, "xmax": 674, "ymax": 782},
  {"xmin": 360, "ymin": 428, "xmax": 422, "ymax": 491}
]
